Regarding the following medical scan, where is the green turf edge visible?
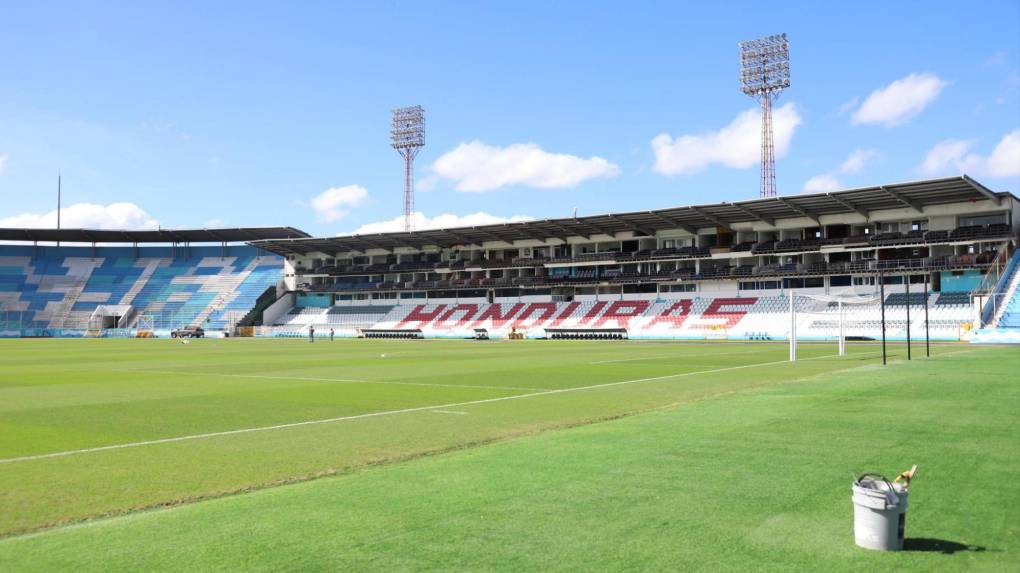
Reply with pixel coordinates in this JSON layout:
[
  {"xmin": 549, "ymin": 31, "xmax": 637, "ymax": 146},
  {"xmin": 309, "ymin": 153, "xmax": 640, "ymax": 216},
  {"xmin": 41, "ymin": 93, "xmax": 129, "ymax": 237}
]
[
  {"xmin": 1, "ymin": 344, "xmax": 934, "ymax": 538},
  {"xmin": 3, "ymin": 342, "xmax": 1015, "ymax": 570},
  {"xmin": 0, "ymin": 343, "xmax": 975, "ymax": 539}
]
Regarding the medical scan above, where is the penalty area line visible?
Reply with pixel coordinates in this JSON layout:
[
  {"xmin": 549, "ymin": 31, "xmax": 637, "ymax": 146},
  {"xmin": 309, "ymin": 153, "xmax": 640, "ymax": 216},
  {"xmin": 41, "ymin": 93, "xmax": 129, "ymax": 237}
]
[{"xmin": 2, "ymin": 352, "xmax": 862, "ymax": 465}]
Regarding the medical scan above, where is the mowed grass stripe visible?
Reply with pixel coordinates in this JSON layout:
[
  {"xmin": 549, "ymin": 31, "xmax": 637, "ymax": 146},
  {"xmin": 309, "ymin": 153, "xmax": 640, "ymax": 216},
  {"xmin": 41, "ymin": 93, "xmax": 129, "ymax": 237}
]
[
  {"xmin": 0, "ymin": 346, "xmax": 1014, "ymax": 571},
  {"xmin": 0, "ymin": 340, "xmax": 865, "ymax": 461},
  {"xmin": 0, "ymin": 340, "xmax": 960, "ymax": 536},
  {"xmin": 0, "ymin": 380, "xmax": 526, "ymax": 459},
  {"xmin": 0, "ymin": 351, "xmax": 857, "ymax": 465},
  {"xmin": 0, "ymin": 340, "xmax": 808, "ymax": 460},
  {"xmin": 114, "ymin": 368, "xmax": 546, "ymax": 392}
]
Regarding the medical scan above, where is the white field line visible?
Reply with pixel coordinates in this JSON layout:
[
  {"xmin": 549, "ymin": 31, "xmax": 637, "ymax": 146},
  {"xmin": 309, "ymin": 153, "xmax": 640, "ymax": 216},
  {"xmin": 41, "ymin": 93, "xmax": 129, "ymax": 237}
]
[
  {"xmin": 432, "ymin": 410, "xmax": 468, "ymax": 415},
  {"xmin": 1, "ymin": 352, "xmax": 863, "ymax": 465},
  {"xmin": 112, "ymin": 369, "xmax": 543, "ymax": 393}
]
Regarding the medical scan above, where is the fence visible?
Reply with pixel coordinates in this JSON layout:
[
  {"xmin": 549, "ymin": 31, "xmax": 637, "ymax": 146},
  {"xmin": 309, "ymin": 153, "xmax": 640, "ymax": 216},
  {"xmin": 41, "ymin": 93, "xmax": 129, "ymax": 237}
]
[{"xmin": 0, "ymin": 310, "xmax": 248, "ymax": 336}]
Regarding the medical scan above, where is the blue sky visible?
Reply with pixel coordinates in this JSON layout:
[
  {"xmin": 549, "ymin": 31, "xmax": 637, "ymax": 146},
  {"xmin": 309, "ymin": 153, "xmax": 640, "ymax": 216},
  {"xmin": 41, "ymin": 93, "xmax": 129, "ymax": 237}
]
[{"xmin": 0, "ymin": 1, "xmax": 1017, "ymax": 237}]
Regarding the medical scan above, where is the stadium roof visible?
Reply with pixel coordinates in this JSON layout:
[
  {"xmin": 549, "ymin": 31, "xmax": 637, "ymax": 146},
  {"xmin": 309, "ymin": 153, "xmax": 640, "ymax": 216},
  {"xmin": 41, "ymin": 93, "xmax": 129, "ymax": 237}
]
[
  {"xmin": 0, "ymin": 226, "xmax": 311, "ymax": 244},
  {"xmin": 251, "ymin": 176, "xmax": 1015, "ymax": 255}
]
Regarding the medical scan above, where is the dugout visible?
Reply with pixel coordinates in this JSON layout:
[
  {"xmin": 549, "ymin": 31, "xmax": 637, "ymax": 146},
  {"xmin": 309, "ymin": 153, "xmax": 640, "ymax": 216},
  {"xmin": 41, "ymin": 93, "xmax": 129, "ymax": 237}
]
[
  {"xmin": 362, "ymin": 329, "xmax": 423, "ymax": 339},
  {"xmin": 545, "ymin": 328, "xmax": 628, "ymax": 340}
]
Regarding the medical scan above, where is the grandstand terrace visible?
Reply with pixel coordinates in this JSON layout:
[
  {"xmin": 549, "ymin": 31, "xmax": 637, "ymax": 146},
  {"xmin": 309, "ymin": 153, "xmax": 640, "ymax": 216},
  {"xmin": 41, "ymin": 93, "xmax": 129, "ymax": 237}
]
[
  {"xmin": 0, "ymin": 227, "xmax": 304, "ymax": 337},
  {"xmin": 251, "ymin": 176, "xmax": 1019, "ymax": 340},
  {"xmin": 2, "ymin": 178, "xmax": 1018, "ymax": 340}
]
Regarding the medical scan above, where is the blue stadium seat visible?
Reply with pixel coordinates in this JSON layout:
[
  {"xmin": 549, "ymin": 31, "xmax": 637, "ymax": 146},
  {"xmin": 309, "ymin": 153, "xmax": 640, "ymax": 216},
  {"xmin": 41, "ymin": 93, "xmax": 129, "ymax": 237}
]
[{"xmin": 0, "ymin": 245, "xmax": 283, "ymax": 332}]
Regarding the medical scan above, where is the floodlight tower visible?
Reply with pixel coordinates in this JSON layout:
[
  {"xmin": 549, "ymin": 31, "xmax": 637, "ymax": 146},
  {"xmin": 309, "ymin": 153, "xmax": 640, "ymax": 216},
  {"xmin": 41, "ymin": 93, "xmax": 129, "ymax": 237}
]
[
  {"xmin": 391, "ymin": 105, "xmax": 425, "ymax": 232},
  {"xmin": 740, "ymin": 33, "xmax": 790, "ymax": 198}
]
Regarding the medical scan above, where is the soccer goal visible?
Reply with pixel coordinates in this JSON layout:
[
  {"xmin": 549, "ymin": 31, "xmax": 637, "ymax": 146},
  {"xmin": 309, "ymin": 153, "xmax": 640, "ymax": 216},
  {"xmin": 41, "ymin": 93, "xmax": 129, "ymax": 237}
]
[
  {"xmin": 135, "ymin": 313, "xmax": 155, "ymax": 338},
  {"xmin": 787, "ymin": 289, "xmax": 882, "ymax": 362}
]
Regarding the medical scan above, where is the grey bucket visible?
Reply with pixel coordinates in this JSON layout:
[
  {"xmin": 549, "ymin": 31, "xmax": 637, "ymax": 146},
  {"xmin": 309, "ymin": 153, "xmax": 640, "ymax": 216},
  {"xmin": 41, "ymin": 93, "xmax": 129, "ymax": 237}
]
[{"xmin": 852, "ymin": 473, "xmax": 909, "ymax": 551}]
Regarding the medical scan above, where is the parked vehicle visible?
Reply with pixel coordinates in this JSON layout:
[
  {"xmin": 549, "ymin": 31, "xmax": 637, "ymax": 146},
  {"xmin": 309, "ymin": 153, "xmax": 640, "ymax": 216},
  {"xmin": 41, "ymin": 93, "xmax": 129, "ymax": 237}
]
[{"xmin": 170, "ymin": 326, "xmax": 205, "ymax": 338}]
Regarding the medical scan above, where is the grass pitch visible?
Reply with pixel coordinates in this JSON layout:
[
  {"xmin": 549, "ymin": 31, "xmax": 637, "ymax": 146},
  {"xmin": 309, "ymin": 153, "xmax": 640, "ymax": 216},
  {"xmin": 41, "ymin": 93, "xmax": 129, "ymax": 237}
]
[{"xmin": 0, "ymin": 338, "xmax": 1016, "ymax": 570}]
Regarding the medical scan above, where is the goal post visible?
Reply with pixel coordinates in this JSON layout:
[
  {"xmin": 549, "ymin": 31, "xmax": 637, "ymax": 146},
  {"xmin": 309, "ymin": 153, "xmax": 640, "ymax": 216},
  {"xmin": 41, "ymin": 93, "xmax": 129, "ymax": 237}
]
[{"xmin": 788, "ymin": 289, "xmax": 882, "ymax": 362}]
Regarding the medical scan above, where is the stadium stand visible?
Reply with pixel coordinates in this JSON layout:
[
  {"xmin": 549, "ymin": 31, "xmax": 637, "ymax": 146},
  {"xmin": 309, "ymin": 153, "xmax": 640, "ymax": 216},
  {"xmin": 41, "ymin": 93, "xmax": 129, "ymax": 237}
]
[
  {"xmin": 2, "ymin": 178, "xmax": 1018, "ymax": 342},
  {"xmin": 251, "ymin": 177, "xmax": 1018, "ymax": 342},
  {"xmin": 0, "ymin": 245, "xmax": 283, "ymax": 336},
  {"xmin": 262, "ymin": 294, "xmax": 976, "ymax": 341}
]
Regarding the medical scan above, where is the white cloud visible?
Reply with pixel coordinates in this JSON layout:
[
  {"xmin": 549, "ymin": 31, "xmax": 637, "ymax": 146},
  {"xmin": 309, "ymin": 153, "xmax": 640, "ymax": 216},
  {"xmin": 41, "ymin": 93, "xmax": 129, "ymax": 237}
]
[
  {"xmin": 431, "ymin": 140, "xmax": 620, "ymax": 192},
  {"xmin": 0, "ymin": 202, "xmax": 159, "ymax": 229},
  {"xmin": 986, "ymin": 130, "xmax": 1020, "ymax": 177},
  {"xmin": 310, "ymin": 185, "xmax": 368, "ymax": 222},
  {"xmin": 838, "ymin": 96, "xmax": 861, "ymax": 115},
  {"xmin": 851, "ymin": 73, "xmax": 947, "ymax": 127},
  {"xmin": 919, "ymin": 129, "xmax": 1020, "ymax": 178},
  {"xmin": 0, "ymin": 154, "xmax": 7, "ymax": 173},
  {"xmin": 839, "ymin": 148, "xmax": 877, "ymax": 174},
  {"xmin": 803, "ymin": 174, "xmax": 842, "ymax": 193},
  {"xmin": 347, "ymin": 211, "xmax": 534, "ymax": 235},
  {"xmin": 920, "ymin": 139, "xmax": 978, "ymax": 175},
  {"xmin": 416, "ymin": 175, "xmax": 439, "ymax": 193},
  {"xmin": 651, "ymin": 103, "xmax": 802, "ymax": 176},
  {"xmin": 802, "ymin": 148, "xmax": 878, "ymax": 193}
]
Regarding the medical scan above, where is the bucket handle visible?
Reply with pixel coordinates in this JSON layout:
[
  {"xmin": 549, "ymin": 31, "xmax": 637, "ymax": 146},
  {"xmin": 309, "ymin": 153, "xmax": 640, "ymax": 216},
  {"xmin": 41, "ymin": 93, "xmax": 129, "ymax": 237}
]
[
  {"xmin": 855, "ymin": 473, "xmax": 890, "ymax": 484},
  {"xmin": 855, "ymin": 473, "xmax": 899, "ymax": 507}
]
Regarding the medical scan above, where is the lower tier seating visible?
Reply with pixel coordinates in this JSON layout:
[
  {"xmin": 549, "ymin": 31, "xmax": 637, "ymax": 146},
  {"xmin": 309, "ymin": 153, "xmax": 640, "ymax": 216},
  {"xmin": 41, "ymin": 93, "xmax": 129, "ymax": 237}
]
[{"xmin": 267, "ymin": 292, "xmax": 976, "ymax": 341}]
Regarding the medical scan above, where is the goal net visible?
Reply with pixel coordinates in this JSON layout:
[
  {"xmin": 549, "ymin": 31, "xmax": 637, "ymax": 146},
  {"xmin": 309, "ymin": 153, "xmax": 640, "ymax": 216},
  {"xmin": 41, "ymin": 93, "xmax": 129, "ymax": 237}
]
[{"xmin": 788, "ymin": 288, "xmax": 882, "ymax": 361}]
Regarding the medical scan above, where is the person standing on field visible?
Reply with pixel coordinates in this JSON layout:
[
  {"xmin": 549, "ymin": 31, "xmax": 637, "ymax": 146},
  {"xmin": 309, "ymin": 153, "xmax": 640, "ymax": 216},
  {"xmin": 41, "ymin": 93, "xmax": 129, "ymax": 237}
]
[
  {"xmin": 309, "ymin": 325, "xmax": 315, "ymax": 343},
  {"xmin": 330, "ymin": 328, "xmax": 334, "ymax": 342}
]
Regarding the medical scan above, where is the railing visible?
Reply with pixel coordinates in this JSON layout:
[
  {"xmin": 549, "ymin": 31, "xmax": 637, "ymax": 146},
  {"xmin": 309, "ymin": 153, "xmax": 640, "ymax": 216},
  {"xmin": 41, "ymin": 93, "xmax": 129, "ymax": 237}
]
[
  {"xmin": 974, "ymin": 245, "xmax": 1013, "ymax": 296},
  {"xmin": 299, "ymin": 256, "xmax": 995, "ymax": 293},
  {"xmin": 294, "ymin": 225, "xmax": 1016, "ymax": 282},
  {"xmin": 0, "ymin": 309, "xmax": 231, "ymax": 335},
  {"xmin": 979, "ymin": 248, "xmax": 1020, "ymax": 326}
]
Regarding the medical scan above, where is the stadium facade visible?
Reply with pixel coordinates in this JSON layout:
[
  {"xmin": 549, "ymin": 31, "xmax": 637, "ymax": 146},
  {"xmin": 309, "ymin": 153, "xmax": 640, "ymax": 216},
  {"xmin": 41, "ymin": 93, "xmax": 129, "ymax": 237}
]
[{"xmin": 2, "ymin": 176, "xmax": 1019, "ymax": 341}]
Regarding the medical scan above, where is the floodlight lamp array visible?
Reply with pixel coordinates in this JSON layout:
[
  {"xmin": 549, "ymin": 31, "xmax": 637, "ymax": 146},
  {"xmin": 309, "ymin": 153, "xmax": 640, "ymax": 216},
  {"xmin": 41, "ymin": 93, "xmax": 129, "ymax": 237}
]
[
  {"xmin": 391, "ymin": 105, "xmax": 425, "ymax": 150},
  {"xmin": 739, "ymin": 33, "xmax": 790, "ymax": 97}
]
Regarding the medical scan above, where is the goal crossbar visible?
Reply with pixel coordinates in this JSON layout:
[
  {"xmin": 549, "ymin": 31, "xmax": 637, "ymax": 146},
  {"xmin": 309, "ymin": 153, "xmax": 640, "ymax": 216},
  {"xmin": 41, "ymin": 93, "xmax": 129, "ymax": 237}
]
[{"xmin": 788, "ymin": 290, "xmax": 882, "ymax": 361}]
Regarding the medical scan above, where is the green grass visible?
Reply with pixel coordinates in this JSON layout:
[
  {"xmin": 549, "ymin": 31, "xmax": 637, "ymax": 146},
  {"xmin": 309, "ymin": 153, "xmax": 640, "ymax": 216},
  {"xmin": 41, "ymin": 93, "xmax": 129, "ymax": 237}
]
[{"xmin": 0, "ymin": 338, "xmax": 1016, "ymax": 570}]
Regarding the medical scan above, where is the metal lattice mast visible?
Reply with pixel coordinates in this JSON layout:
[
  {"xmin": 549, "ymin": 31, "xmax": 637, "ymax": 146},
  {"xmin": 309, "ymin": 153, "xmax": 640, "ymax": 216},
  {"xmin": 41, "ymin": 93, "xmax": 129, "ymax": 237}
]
[
  {"xmin": 391, "ymin": 106, "xmax": 425, "ymax": 232},
  {"xmin": 403, "ymin": 153, "xmax": 414, "ymax": 231},
  {"xmin": 761, "ymin": 95, "xmax": 775, "ymax": 197},
  {"xmin": 740, "ymin": 34, "xmax": 790, "ymax": 198}
]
